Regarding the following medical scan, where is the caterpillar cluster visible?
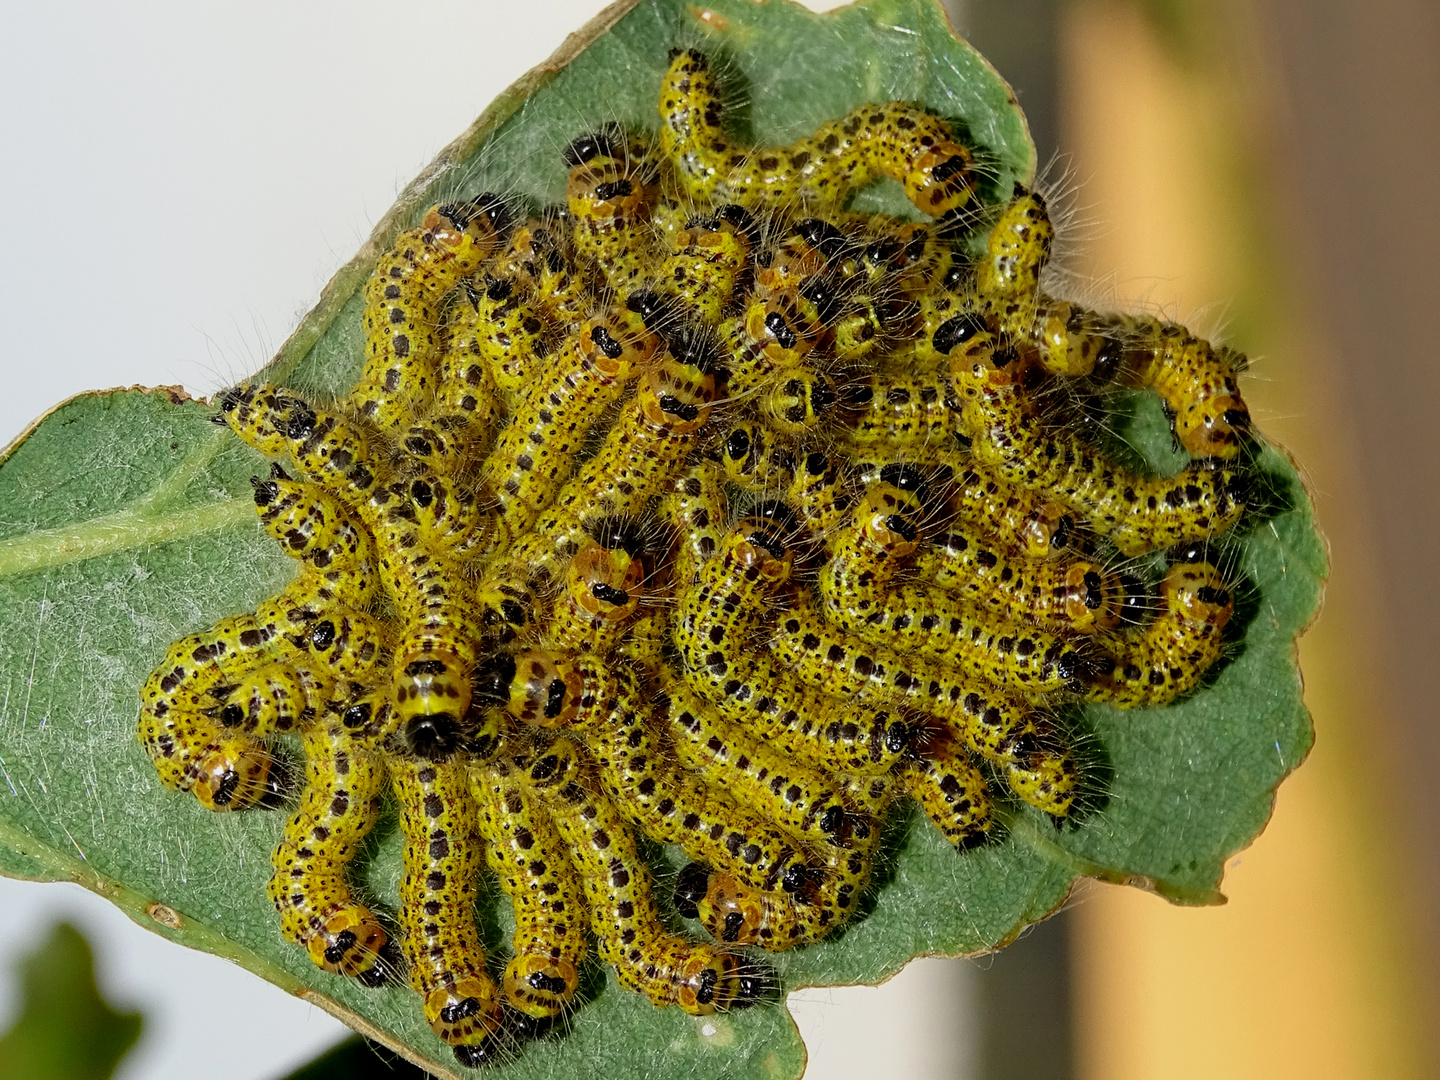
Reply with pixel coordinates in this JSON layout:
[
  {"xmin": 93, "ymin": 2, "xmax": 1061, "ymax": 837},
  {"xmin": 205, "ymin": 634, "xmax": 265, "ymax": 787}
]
[{"xmin": 137, "ymin": 47, "xmax": 1250, "ymax": 1067}]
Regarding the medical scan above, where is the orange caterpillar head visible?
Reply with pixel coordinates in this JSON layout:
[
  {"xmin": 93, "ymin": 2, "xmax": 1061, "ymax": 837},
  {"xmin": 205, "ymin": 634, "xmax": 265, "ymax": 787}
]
[
  {"xmin": 579, "ymin": 298, "xmax": 667, "ymax": 380},
  {"xmin": 311, "ymin": 909, "xmax": 390, "ymax": 984},
  {"xmin": 502, "ymin": 953, "xmax": 581, "ymax": 1020},
  {"xmin": 1057, "ymin": 562, "xmax": 1130, "ymax": 634},
  {"xmin": 666, "ymin": 943, "xmax": 763, "ymax": 1015},
  {"xmin": 743, "ymin": 275, "xmax": 839, "ymax": 368},
  {"xmin": 566, "ymin": 539, "xmax": 645, "ymax": 626},
  {"xmin": 722, "ymin": 515, "xmax": 796, "ymax": 586},
  {"xmin": 639, "ymin": 326, "xmax": 719, "ymax": 433},
  {"xmin": 423, "ymin": 977, "xmax": 506, "ymax": 1068},
  {"xmin": 564, "ymin": 126, "xmax": 657, "ymax": 225},
  {"xmin": 853, "ymin": 479, "xmax": 926, "ymax": 560},
  {"xmin": 475, "ymin": 651, "xmax": 596, "ymax": 730},
  {"xmin": 1165, "ymin": 546, "xmax": 1235, "ymax": 629},
  {"xmin": 192, "ymin": 738, "xmax": 273, "ymax": 812},
  {"xmin": 755, "ymin": 218, "xmax": 847, "ymax": 297},
  {"xmin": 906, "ymin": 138, "xmax": 976, "ymax": 219},
  {"xmin": 423, "ymin": 193, "xmax": 512, "ymax": 271}
]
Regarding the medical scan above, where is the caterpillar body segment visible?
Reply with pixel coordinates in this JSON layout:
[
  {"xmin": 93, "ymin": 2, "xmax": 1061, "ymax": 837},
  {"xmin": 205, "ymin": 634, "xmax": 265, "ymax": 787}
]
[
  {"xmin": 564, "ymin": 128, "xmax": 661, "ymax": 298},
  {"xmin": 470, "ymin": 752, "xmax": 587, "ymax": 1020},
  {"xmin": 268, "ymin": 716, "xmax": 389, "ymax": 983},
  {"xmin": 674, "ymin": 519, "xmax": 910, "ymax": 774},
  {"xmin": 661, "ymin": 681, "xmax": 850, "ymax": 845},
  {"xmin": 1086, "ymin": 551, "xmax": 1234, "ymax": 708},
  {"xmin": 658, "ymin": 461, "xmax": 727, "ymax": 587},
  {"xmin": 479, "ymin": 301, "xmax": 664, "ymax": 548},
  {"xmin": 392, "ymin": 754, "xmax": 505, "ymax": 1066},
  {"xmin": 519, "ymin": 736, "xmax": 758, "ymax": 1015},
  {"xmin": 209, "ymin": 659, "xmax": 332, "ymax": 737},
  {"xmin": 352, "ymin": 197, "xmax": 512, "ymax": 431},
  {"xmin": 658, "ymin": 49, "xmax": 976, "ymax": 219},
  {"xmin": 483, "ymin": 653, "xmax": 813, "ymax": 895},
  {"xmin": 841, "ymin": 361, "xmax": 960, "ymax": 450},
  {"xmin": 900, "ymin": 736, "xmax": 995, "ymax": 849}
]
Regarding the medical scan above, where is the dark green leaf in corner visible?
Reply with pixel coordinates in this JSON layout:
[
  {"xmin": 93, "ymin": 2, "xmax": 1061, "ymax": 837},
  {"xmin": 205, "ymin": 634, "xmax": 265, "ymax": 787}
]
[
  {"xmin": 0, "ymin": 0, "xmax": 1323, "ymax": 1077},
  {"xmin": 0, "ymin": 922, "xmax": 144, "ymax": 1080}
]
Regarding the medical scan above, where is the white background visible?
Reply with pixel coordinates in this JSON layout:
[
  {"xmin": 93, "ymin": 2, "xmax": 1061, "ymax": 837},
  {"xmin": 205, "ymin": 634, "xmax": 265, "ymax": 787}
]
[{"xmin": 0, "ymin": 3, "xmax": 979, "ymax": 1077}]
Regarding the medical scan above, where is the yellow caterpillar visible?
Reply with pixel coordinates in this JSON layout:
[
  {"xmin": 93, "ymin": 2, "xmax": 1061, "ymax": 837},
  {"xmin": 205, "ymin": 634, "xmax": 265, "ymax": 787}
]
[
  {"xmin": 1086, "ymin": 549, "xmax": 1234, "ymax": 707},
  {"xmin": 911, "ymin": 523, "xmax": 1136, "ymax": 634},
  {"xmin": 770, "ymin": 590, "xmax": 1076, "ymax": 815},
  {"xmin": 681, "ymin": 810, "xmax": 882, "ymax": 951},
  {"xmin": 818, "ymin": 483, "xmax": 1083, "ymax": 693},
  {"xmin": 661, "ymin": 680, "xmax": 850, "ymax": 845},
  {"xmin": 268, "ymin": 716, "xmax": 390, "ymax": 984},
  {"xmin": 658, "ymin": 49, "xmax": 977, "ymax": 221},
  {"xmin": 392, "ymin": 753, "xmax": 505, "ymax": 1067},
  {"xmin": 470, "ymin": 740, "xmax": 587, "ymax": 1023},
  {"xmin": 352, "ymin": 196, "xmax": 512, "ymax": 431},
  {"xmin": 564, "ymin": 127, "xmax": 661, "ymax": 298},
  {"xmin": 519, "ymin": 735, "xmax": 762, "ymax": 1014},
  {"xmin": 976, "ymin": 189, "xmax": 1251, "ymax": 456},
  {"xmin": 899, "ymin": 733, "xmax": 996, "ymax": 850}
]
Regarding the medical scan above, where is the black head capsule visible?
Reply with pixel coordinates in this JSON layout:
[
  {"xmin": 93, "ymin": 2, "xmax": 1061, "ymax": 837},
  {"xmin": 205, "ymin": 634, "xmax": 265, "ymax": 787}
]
[
  {"xmin": 932, "ymin": 312, "xmax": 988, "ymax": 355},
  {"xmin": 250, "ymin": 476, "xmax": 280, "ymax": 507},
  {"xmin": 472, "ymin": 653, "xmax": 518, "ymax": 707},
  {"xmin": 405, "ymin": 713, "xmax": 463, "ymax": 762},
  {"xmin": 673, "ymin": 862, "xmax": 710, "ymax": 919},
  {"xmin": 586, "ymin": 515, "xmax": 648, "ymax": 557},
  {"xmin": 878, "ymin": 463, "xmax": 929, "ymax": 503},
  {"xmin": 562, "ymin": 124, "xmax": 627, "ymax": 167}
]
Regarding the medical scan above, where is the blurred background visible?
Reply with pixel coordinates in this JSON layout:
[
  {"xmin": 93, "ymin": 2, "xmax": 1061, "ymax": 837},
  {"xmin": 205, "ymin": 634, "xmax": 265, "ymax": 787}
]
[{"xmin": 1, "ymin": 0, "xmax": 1436, "ymax": 1076}]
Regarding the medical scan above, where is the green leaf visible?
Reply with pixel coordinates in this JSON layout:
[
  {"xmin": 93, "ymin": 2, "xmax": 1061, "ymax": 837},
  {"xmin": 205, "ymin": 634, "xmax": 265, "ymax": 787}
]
[
  {"xmin": 0, "ymin": 0, "xmax": 1322, "ymax": 1077},
  {"xmin": 0, "ymin": 922, "xmax": 143, "ymax": 1080}
]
